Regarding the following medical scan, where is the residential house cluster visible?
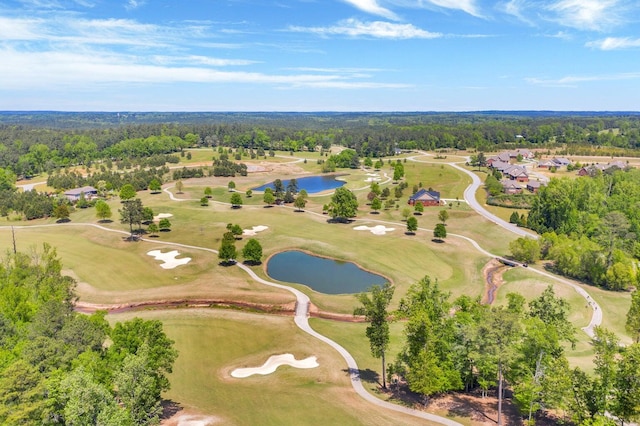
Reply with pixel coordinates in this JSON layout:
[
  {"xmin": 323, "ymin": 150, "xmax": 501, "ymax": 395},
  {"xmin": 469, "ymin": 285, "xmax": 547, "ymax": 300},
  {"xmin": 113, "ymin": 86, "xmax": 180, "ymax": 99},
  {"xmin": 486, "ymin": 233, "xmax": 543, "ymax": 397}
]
[
  {"xmin": 486, "ymin": 149, "xmax": 535, "ymax": 166},
  {"xmin": 577, "ymin": 161, "xmax": 629, "ymax": 176},
  {"xmin": 537, "ymin": 157, "xmax": 571, "ymax": 169},
  {"xmin": 486, "ymin": 149, "xmax": 547, "ymax": 194}
]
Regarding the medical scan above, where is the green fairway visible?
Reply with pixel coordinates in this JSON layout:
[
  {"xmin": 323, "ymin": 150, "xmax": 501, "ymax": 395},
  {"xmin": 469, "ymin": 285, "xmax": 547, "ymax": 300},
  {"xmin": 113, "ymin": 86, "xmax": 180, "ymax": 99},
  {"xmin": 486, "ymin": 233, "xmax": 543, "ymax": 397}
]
[
  {"xmin": 108, "ymin": 310, "xmax": 432, "ymax": 426},
  {"xmin": 1, "ymin": 148, "xmax": 634, "ymax": 425}
]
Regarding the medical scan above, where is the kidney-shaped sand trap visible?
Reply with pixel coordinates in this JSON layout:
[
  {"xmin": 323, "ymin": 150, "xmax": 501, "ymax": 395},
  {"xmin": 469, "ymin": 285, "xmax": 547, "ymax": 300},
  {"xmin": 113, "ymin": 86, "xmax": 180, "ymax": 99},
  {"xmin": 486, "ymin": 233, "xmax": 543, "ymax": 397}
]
[
  {"xmin": 153, "ymin": 212, "xmax": 173, "ymax": 221},
  {"xmin": 231, "ymin": 354, "xmax": 319, "ymax": 378},
  {"xmin": 353, "ymin": 225, "xmax": 395, "ymax": 235},
  {"xmin": 242, "ymin": 225, "xmax": 269, "ymax": 236},
  {"xmin": 147, "ymin": 249, "xmax": 192, "ymax": 269}
]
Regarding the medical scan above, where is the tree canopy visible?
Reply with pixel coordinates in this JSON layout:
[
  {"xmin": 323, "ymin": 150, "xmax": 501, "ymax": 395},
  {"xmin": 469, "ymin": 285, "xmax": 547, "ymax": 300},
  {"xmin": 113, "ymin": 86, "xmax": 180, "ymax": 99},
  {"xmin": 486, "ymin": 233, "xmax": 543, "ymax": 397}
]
[
  {"xmin": 327, "ymin": 187, "xmax": 358, "ymax": 221},
  {"xmin": 0, "ymin": 245, "xmax": 177, "ymax": 425}
]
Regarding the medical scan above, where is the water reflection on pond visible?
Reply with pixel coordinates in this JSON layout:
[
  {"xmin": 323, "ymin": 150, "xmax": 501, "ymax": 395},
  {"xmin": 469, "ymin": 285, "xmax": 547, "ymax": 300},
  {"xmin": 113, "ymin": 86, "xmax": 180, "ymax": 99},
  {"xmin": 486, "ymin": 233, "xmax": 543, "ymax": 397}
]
[
  {"xmin": 266, "ymin": 250, "xmax": 387, "ymax": 294},
  {"xmin": 253, "ymin": 175, "xmax": 345, "ymax": 194}
]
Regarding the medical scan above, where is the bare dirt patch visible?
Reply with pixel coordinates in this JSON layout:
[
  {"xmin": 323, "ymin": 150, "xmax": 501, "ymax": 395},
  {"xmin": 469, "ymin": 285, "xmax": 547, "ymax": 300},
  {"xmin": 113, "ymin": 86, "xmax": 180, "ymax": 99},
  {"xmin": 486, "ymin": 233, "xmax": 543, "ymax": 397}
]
[{"xmin": 245, "ymin": 160, "xmax": 308, "ymax": 176}]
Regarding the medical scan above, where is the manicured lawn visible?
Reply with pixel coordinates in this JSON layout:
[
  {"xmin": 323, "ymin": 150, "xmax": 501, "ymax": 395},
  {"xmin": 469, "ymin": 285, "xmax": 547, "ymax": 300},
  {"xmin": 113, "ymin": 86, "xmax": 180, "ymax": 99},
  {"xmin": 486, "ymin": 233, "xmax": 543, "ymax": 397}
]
[
  {"xmin": 108, "ymin": 310, "xmax": 430, "ymax": 426},
  {"xmin": 2, "ymin": 148, "xmax": 634, "ymax": 425}
]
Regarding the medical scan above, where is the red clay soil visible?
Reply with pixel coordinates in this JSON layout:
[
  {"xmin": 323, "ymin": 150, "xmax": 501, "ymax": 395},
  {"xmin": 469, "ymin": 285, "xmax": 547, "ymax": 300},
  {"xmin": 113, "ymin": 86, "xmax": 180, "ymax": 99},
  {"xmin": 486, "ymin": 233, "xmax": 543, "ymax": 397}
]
[
  {"xmin": 482, "ymin": 258, "xmax": 508, "ymax": 305},
  {"xmin": 74, "ymin": 299, "xmax": 296, "ymax": 316}
]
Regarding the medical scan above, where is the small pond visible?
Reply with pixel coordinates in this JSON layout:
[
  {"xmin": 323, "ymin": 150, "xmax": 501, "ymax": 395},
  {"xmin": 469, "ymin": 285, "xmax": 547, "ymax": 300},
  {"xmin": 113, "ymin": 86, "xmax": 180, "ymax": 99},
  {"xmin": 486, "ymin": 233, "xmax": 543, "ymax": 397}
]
[
  {"xmin": 253, "ymin": 175, "xmax": 345, "ymax": 194},
  {"xmin": 266, "ymin": 250, "xmax": 387, "ymax": 294}
]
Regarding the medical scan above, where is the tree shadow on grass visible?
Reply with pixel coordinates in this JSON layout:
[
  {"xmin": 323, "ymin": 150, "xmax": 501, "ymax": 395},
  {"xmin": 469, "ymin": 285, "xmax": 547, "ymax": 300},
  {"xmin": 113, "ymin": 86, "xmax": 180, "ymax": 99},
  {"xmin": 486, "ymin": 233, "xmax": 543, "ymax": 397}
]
[
  {"xmin": 342, "ymin": 368, "xmax": 380, "ymax": 386},
  {"xmin": 242, "ymin": 260, "xmax": 262, "ymax": 266},
  {"xmin": 56, "ymin": 218, "xmax": 71, "ymax": 223},
  {"xmin": 161, "ymin": 400, "xmax": 182, "ymax": 421},
  {"xmin": 326, "ymin": 218, "xmax": 355, "ymax": 224},
  {"xmin": 97, "ymin": 219, "xmax": 113, "ymax": 224},
  {"xmin": 219, "ymin": 260, "xmax": 237, "ymax": 267},
  {"xmin": 431, "ymin": 238, "xmax": 445, "ymax": 243}
]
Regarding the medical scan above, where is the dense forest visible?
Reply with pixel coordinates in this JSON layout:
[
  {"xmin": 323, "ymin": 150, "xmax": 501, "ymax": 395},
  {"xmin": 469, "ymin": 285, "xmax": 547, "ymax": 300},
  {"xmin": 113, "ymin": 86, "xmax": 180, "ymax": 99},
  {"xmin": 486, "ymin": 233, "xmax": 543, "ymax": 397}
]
[
  {"xmin": 374, "ymin": 277, "xmax": 640, "ymax": 425},
  {"xmin": 2, "ymin": 112, "xmax": 640, "ymax": 180},
  {"xmin": 0, "ymin": 245, "xmax": 177, "ymax": 425},
  {"xmin": 507, "ymin": 168, "xmax": 640, "ymax": 291}
]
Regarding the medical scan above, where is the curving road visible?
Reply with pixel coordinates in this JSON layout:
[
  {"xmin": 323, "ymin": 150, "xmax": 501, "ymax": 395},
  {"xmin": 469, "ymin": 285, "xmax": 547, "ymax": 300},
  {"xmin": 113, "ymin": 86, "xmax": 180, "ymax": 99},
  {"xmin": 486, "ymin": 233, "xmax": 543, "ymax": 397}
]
[
  {"xmin": 2, "ymin": 221, "xmax": 459, "ymax": 425},
  {"xmin": 4, "ymin": 155, "xmax": 603, "ymax": 422},
  {"xmin": 405, "ymin": 152, "xmax": 601, "ymax": 337},
  {"xmin": 237, "ymin": 262, "xmax": 463, "ymax": 426}
]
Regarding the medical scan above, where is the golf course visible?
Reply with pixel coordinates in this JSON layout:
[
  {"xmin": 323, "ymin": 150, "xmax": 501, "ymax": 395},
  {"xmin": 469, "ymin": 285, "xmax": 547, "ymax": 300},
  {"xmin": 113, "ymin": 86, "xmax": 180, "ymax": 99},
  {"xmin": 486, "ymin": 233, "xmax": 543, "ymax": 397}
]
[{"xmin": 0, "ymin": 146, "xmax": 633, "ymax": 425}]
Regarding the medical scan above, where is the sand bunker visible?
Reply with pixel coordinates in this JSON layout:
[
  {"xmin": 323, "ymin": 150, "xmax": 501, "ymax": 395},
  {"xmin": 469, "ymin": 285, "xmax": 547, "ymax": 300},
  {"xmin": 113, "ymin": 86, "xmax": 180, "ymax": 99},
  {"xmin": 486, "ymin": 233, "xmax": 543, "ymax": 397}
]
[
  {"xmin": 364, "ymin": 177, "xmax": 381, "ymax": 182},
  {"xmin": 353, "ymin": 225, "xmax": 395, "ymax": 235},
  {"xmin": 231, "ymin": 354, "xmax": 319, "ymax": 378},
  {"xmin": 242, "ymin": 225, "xmax": 269, "ymax": 236},
  {"xmin": 147, "ymin": 250, "xmax": 191, "ymax": 269},
  {"xmin": 154, "ymin": 212, "xmax": 173, "ymax": 221},
  {"xmin": 172, "ymin": 414, "xmax": 220, "ymax": 426}
]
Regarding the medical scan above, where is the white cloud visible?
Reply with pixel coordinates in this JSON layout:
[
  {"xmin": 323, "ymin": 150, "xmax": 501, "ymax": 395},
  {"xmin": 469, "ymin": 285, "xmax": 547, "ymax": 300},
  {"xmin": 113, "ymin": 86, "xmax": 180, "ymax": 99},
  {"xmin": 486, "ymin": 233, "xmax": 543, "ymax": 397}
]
[
  {"xmin": 502, "ymin": 0, "xmax": 634, "ymax": 31},
  {"xmin": 0, "ymin": 48, "xmax": 404, "ymax": 90},
  {"xmin": 424, "ymin": 0, "xmax": 482, "ymax": 17},
  {"xmin": 162, "ymin": 55, "xmax": 259, "ymax": 67},
  {"xmin": 546, "ymin": 0, "xmax": 622, "ymax": 31},
  {"xmin": 526, "ymin": 72, "xmax": 640, "ymax": 86},
  {"xmin": 341, "ymin": 0, "xmax": 400, "ymax": 20},
  {"xmin": 586, "ymin": 37, "xmax": 640, "ymax": 50},
  {"xmin": 501, "ymin": 0, "xmax": 534, "ymax": 25},
  {"xmin": 0, "ymin": 17, "xmax": 46, "ymax": 40},
  {"xmin": 389, "ymin": 0, "xmax": 482, "ymax": 18},
  {"xmin": 125, "ymin": 0, "xmax": 145, "ymax": 10},
  {"xmin": 288, "ymin": 19, "xmax": 442, "ymax": 39}
]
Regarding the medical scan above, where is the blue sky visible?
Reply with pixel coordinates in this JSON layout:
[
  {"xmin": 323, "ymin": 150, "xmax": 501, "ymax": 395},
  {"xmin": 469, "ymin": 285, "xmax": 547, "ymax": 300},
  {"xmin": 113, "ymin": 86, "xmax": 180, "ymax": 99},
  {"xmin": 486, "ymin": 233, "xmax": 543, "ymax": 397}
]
[{"xmin": 1, "ymin": 0, "xmax": 639, "ymax": 111}]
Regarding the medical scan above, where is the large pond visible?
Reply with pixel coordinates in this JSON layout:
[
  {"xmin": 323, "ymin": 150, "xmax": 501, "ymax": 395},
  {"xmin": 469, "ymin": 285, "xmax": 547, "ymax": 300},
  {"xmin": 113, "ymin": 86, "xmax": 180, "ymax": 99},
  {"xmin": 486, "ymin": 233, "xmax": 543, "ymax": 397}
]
[
  {"xmin": 252, "ymin": 175, "xmax": 345, "ymax": 194},
  {"xmin": 266, "ymin": 250, "xmax": 387, "ymax": 294}
]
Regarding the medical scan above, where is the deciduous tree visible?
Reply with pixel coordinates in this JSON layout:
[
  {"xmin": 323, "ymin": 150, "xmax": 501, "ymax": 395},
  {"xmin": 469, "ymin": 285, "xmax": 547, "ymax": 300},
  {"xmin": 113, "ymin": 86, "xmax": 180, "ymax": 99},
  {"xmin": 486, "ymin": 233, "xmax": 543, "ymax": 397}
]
[
  {"xmin": 328, "ymin": 187, "xmax": 358, "ymax": 221},
  {"xmin": 413, "ymin": 202, "xmax": 424, "ymax": 215},
  {"xmin": 242, "ymin": 238, "xmax": 263, "ymax": 265},
  {"xmin": 263, "ymin": 190, "xmax": 275, "ymax": 207},
  {"xmin": 371, "ymin": 197, "xmax": 382, "ymax": 213},
  {"xmin": 119, "ymin": 183, "xmax": 136, "ymax": 201},
  {"xmin": 158, "ymin": 217, "xmax": 171, "ymax": 232},
  {"xmin": 626, "ymin": 290, "xmax": 640, "ymax": 343},
  {"xmin": 406, "ymin": 216, "xmax": 418, "ymax": 234},
  {"xmin": 230, "ymin": 192, "xmax": 243, "ymax": 208},
  {"xmin": 148, "ymin": 179, "xmax": 161, "ymax": 193},
  {"xmin": 53, "ymin": 203, "xmax": 70, "ymax": 222},
  {"xmin": 294, "ymin": 195, "xmax": 307, "ymax": 211},
  {"xmin": 509, "ymin": 237, "xmax": 541, "ymax": 264},
  {"xmin": 438, "ymin": 209, "xmax": 449, "ymax": 225},
  {"xmin": 95, "ymin": 200, "xmax": 112, "ymax": 222}
]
